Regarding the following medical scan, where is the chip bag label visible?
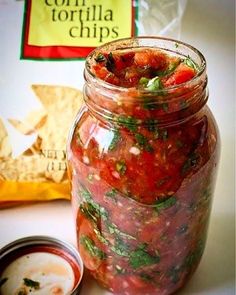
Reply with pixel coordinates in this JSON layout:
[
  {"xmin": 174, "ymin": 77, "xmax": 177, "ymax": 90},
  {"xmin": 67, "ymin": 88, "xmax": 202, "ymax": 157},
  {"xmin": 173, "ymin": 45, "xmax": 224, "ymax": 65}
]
[{"xmin": 22, "ymin": 0, "xmax": 136, "ymax": 59}]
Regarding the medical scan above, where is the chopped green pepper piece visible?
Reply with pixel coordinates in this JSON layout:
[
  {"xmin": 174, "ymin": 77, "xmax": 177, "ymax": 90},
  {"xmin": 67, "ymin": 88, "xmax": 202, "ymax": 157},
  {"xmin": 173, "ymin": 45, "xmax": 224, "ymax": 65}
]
[
  {"xmin": 139, "ymin": 77, "xmax": 149, "ymax": 87},
  {"xmin": 146, "ymin": 77, "xmax": 163, "ymax": 91}
]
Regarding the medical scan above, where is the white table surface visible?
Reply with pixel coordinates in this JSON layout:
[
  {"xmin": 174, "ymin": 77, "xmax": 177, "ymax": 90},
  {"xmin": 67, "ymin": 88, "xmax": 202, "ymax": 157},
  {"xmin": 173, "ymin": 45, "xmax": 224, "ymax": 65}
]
[{"xmin": 0, "ymin": 0, "xmax": 235, "ymax": 294}]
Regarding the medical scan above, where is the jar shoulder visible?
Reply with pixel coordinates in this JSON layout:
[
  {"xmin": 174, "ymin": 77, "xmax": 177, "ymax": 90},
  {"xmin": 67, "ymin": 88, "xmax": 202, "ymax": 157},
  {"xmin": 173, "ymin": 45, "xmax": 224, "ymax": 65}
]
[{"xmin": 69, "ymin": 104, "xmax": 220, "ymax": 158}]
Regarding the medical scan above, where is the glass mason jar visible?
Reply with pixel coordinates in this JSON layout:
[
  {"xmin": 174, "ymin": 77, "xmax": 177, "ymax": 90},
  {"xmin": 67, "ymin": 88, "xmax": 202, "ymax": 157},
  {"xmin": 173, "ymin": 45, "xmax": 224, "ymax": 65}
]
[{"xmin": 67, "ymin": 37, "xmax": 220, "ymax": 295}]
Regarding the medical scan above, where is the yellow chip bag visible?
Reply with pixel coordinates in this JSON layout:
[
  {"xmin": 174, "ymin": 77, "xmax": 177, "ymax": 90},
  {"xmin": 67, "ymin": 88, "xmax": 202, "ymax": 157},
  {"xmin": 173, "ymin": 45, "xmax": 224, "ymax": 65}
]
[{"xmin": 0, "ymin": 86, "xmax": 83, "ymax": 204}]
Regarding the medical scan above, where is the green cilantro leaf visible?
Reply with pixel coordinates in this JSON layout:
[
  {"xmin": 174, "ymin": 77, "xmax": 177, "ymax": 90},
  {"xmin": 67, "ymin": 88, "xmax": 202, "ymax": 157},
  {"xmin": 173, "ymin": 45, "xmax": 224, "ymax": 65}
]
[
  {"xmin": 183, "ymin": 56, "xmax": 199, "ymax": 71},
  {"xmin": 129, "ymin": 244, "xmax": 160, "ymax": 269},
  {"xmin": 80, "ymin": 235, "xmax": 106, "ymax": 259},
  {"xmin": 80, "ymin": 186, "xmax": 108, "ymax": 220},
  {"xmin": 95, "ymin": 53, "xmax": 106, "ymax": 63},
  {"xmin": 155, "ymin": 60, "xmax": 180, "ymax": 77},
  {"xmin": 154, "ymin": 196, "xmax": 177, "ymax": 212},
  {"xmin": 135, "ymin": 133, "xmax": 154, "ymax": 152},
  {"xmin": 184, "ymin": 240, "xmax": 204, "ymax": 269},
  {"xmin": 23, "ymin": 278, "xmax": 40, "ymax": 290},
  {"xmin": 107, "ymin": 223, "xmax": 135, "ymax": 240},
  {"xmin": 106, "ymin": 52, "xmax": 115, "ymax": 71},
  {"xmin": 105, "ymin": 188, "xmax": 118, "ymax": 200},
  {"xmin": 117, "ymin": 115, "xmax": 138, "ymax": 132},
  {"xmin": 110, "ymin": 237, "xmax": 130, "ymax": 257},
  {"xmin": 108, "ymin": 129, "xmax": 121, "ymax": 151}
]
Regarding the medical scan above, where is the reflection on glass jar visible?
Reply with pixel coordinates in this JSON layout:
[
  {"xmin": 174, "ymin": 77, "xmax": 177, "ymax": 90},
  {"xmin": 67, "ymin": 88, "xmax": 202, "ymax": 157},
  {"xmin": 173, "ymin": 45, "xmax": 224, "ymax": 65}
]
[{"xmin": 67, "ymin": 37, "xmax": 220, "ymax": 295}]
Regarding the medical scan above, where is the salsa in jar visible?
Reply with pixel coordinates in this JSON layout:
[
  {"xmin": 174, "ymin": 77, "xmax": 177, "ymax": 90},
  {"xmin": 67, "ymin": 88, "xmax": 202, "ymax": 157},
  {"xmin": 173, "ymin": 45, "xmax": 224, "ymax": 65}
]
[{"xmin": 67, "ymin": 37, "xmax": 220, "ymax": 295}]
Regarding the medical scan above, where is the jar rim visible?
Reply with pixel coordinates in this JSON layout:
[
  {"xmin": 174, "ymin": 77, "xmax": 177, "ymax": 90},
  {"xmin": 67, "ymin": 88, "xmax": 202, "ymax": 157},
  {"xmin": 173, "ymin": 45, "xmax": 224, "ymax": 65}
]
[{"xmin": 85, "ymin": 36, "xmax": 206, "ymax": 94}]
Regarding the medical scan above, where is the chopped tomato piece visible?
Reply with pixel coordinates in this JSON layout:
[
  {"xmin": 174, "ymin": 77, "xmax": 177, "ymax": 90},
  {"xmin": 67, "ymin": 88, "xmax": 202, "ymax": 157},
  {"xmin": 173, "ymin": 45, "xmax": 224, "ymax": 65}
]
[
  {"xmin": 134, "ymin": 49, "xmax": 167, "ymax": 70},
  {"xmin": 164, "ymin": 63, "xmax": 196, "ymax": 87}
]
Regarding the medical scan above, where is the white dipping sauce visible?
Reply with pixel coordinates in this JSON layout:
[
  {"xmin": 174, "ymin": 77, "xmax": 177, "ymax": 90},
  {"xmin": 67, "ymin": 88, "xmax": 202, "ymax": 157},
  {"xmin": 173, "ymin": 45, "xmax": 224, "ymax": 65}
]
[{"xmin": 0, "ymin": 252, "xmax": 75, "ymax": 295}]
